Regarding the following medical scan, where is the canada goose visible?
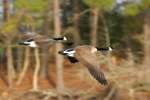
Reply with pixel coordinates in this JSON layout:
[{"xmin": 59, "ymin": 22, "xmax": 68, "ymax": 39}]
[
  {"xmin": 18, "ymin": 33, "xmax": 68, "ymax": 47},
  {"xmin": 59, "ymin": 45, "xmax": 112, "ymax": 85}
]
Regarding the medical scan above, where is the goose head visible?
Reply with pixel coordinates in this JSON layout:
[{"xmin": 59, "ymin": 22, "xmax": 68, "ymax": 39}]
[
  {"xmin": 58, "ymin": 48, "xmax": 75, "ymax": 57},
  {"xmin": 19, "ymin": 39, "xmax": 38, "ymax": 48}
]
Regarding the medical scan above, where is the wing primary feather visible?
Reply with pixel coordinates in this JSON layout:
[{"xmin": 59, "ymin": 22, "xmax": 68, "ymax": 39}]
[{"xmin": 87, "ymin": 65, "xmax": 107, "ymax": 85}]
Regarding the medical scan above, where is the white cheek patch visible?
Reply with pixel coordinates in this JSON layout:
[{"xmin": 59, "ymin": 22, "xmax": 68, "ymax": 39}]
[
  {"xmin": 29, "ymin": 41, "xmax": 38, "ymax": 47},
  {"xmin": 64, "ymin": 50, "xmax": 75, "ymax": 57},
  {"xmin": 23, "ymin": 41, "xmax": 29, "ymax": 44},
  {"xmin": 68, "ymin": 53, "xmax": 74, "ymax": 57},
  {"xmin": 91, "ymin": 48, "xmax": 97, "ymax": 53},
  {"xmin": 63, "ymin": 36, "xmax": 67, "ymax": 41},
  {"xmin": 109, "ymin": 47, "xmax": 112, "ymax": 51}
]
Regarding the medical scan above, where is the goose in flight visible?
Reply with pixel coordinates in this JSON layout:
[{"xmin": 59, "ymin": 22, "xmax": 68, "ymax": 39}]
[
  {"xmin": 18, "ymin": 32, "xmax": 71, "ymax": 47},
  {"xmin": 59, "ymin": 45, "xmax": 112, "ymax": 85}
]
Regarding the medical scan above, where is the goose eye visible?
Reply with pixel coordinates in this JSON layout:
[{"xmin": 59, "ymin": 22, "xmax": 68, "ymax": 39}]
[{"xmin": 27, "ymin": 39, "xmax": 34, "ymax": 42}]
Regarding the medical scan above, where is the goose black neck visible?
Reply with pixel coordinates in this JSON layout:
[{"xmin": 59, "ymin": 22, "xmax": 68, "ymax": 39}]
[
  {"xmin": 58, "ymin": 51, "xmax": 65, "ymax": 55},
  {"xmin": 97, "ymin": 47, "xmax": 109, "ymax": 51},
  {"xmin": 53, "ymin": 37, "xmax": 64, "ymax": 40}
]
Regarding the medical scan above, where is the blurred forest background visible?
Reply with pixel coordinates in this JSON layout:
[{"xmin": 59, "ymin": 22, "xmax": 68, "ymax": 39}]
[{"xmin": 0, "ymin": 0, "xmax": 150, "ymax": 100}]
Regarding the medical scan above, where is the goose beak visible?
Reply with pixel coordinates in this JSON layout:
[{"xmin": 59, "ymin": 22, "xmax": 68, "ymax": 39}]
[
  {"xmin": 18, "ymin": 41, "xmax": 28, "ymax": 45},
  {"xmin": 58, "ymin": 51, "xmax": 65, "ymax": 55},
  {"xmin": 18, "ymin": 41, "xmax": 24, "ymax": 45}
]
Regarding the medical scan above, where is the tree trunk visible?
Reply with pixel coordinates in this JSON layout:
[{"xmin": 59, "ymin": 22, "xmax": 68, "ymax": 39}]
[
  {"xmin": 3, "ymin": 0, "xmax": 9, "ymax": 21},
  {"xmin": 40, "ymin": 46, "xmax": 49, "ymax": 78},
  {"xmin": 16, "ymin": 47, "xmax": 30, "ymax": 85},
  {"xmin": 16, "ymin": 47, "xmax": 22, "ymax": 72},
  {"xmin": 16, "ymin": 35, "xmax": 24, "ymax": 73},
  {"xmin": 6, "ymin": 46, "xmax": 16, "ymax": 87},
  {"xmin": 142, "ymin": 13, "xmax": 150, "ymax": 83},
  {"xmin": 73, "ymin": 0, "xmax": 81, "ymax": 45},
  {"xmin": 91, "ymin": 8, "xmax": 98, "ymax": 46},
  {"xmin": 40, "ymin": 10, "xmax": 50, "ymax": 78},
  {"xmin": 42, "ymin": 11, "xmax": 49, "ymax": 34},
  {"xmin": 3, "ymin": 0, "xmax": 16, "ymax": 88},
  {"xmin": 144, "ymin": 13, "xmax": 150, "ymax": 68},
  {"xmin": 54, "ymin": 0, "xmax": 64, "ymax": 99},
  {"xmin": 33, "ymin": 48, "xmax": 40, "ymax": 91},
  {"xmin": 100, "ymin": 13, "xmax": 113, "ymax": 70}
]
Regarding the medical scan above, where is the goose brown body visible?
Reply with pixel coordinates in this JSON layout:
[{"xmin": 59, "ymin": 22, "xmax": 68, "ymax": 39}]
[
  {"xmin": 26, "ymin": 34, "xmax": 65, "ymax": 45},
  {"xmin": 58, "ymin": 45, "xmax": 108, "ymax": 85},
  {"xmin": 74, "ymin": 45, "xmax": 107, "ymax": 85},
  {"xmin": 19, "ymin": 33, "xmax": 68, "ymax": 47}
]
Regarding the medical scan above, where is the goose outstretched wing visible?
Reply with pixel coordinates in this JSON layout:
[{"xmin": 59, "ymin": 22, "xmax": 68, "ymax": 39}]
[
  {"xmin": 86, "ymin": 64, "xmax": 107, "ymax": 85},
  {"xmin": 75, "ymin": 47, "xmax": 107, "ymax": 85}
]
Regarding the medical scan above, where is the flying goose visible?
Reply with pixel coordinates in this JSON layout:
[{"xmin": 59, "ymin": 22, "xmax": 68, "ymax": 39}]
[
  {"xmin": 58, "ymin": 45, "xmax": 112, "ymax": 85},
  {"xmin": 18, "ymin": 33, "xmax": 69, "ymax": 47}
]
